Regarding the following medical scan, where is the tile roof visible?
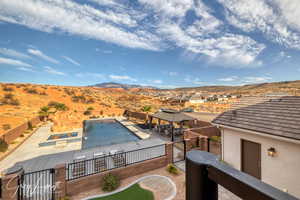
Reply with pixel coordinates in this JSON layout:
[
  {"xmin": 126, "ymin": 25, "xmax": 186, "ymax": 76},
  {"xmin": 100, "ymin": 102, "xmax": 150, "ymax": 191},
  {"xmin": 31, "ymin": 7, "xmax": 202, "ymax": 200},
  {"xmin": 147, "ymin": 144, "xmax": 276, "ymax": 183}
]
[{"xmin": 212, "ymin": 96, "xmax": 300, "ymax": 140}]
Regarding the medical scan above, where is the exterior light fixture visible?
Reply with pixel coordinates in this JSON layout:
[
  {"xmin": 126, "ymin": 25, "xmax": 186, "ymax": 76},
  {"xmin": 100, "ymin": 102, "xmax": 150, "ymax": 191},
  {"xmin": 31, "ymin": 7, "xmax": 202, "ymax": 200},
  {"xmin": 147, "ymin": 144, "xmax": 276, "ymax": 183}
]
[{"xmin": 267, "ymin": 147, "xmax": 276, "ymax": 157}]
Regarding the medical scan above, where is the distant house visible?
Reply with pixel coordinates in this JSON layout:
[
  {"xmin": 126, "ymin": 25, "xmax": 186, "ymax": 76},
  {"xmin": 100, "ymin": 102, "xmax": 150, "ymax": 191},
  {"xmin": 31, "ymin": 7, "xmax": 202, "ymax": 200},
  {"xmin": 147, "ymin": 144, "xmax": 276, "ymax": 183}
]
[
  {"xmin": 189, "ymin": 95, "xmax": 207, "ymax": 104},
  {"xmin": 212, "ymin": 96, "xmax": 300, "ymax": 198}
]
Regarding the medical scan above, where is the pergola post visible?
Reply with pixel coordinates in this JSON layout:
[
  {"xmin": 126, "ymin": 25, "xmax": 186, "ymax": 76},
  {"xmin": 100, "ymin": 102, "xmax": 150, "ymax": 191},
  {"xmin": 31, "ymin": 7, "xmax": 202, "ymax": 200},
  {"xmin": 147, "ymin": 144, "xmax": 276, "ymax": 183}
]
[
  {"xmin": 149, "ymin": 116, "xmax": 153, "ymax": 130},
  {"xmin": 158, "ymin": 119, "xmax": 161, "ymax": 132},
  {"xmin": 170, "ymin": 121, "xmax": 174, "ymax": 142}
]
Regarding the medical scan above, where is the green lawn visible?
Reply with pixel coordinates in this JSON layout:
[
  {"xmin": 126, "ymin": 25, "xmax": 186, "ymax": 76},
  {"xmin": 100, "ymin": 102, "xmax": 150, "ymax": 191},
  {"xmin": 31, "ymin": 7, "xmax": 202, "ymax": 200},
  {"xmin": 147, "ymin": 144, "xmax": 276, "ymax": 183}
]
[{"xmin": 91, "ymin": 184, "xmax": 154, "ymax": 200}]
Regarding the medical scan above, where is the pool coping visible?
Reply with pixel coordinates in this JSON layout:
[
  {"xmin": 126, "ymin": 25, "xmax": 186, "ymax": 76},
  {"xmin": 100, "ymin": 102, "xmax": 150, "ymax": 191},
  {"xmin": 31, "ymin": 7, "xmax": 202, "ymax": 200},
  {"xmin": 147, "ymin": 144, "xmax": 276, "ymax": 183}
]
[
  {"xmin": 82, "ymin": 175, "xmax": 177, "ymax": 200},
  {"xmin": 116, "ymin": 118, "xmax": 150, "ymax": 139}
]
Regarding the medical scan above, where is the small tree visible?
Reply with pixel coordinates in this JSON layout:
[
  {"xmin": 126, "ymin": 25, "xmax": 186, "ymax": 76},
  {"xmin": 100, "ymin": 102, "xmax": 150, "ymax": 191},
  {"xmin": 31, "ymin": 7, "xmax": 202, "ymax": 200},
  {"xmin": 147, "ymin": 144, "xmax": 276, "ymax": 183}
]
[
  {"xmin": 0, "ymin": 139, "xmax": 8, "ymax": 152},
  {"xmin": 141, "ymin": 105, "xmax": 152, "ymax": 124},
  {"xmin": 38, "ymin": 106, "xmax": 51, "ymax": 121}
]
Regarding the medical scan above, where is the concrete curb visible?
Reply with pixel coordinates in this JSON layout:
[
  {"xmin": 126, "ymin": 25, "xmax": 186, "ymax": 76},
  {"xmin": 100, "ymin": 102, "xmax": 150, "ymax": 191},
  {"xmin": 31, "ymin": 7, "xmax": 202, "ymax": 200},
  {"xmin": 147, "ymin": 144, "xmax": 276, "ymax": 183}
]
[{"xmin": 83, "ymin": 175, "xmax": 177, "ymax": 200}]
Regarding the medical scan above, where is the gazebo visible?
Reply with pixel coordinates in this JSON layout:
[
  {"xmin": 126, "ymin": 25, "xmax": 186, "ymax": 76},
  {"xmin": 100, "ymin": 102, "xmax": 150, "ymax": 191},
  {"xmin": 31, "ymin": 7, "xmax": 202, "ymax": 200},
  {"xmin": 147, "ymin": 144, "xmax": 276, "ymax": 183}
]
[{"xmin": 149, "ymin": 109, "xmax": 196, "ymax": 141}]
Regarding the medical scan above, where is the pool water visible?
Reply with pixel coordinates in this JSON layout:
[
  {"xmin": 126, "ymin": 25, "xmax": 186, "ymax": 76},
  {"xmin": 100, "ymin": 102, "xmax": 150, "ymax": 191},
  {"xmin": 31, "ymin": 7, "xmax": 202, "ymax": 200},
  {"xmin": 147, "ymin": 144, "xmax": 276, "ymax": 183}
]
[
  {"xmin": 82, "ymin": 120, "xmax": 140, "ymax": 149},
  {"xmin": 47, "ymin": 132, "xmax": 78, "ymax": 140}
]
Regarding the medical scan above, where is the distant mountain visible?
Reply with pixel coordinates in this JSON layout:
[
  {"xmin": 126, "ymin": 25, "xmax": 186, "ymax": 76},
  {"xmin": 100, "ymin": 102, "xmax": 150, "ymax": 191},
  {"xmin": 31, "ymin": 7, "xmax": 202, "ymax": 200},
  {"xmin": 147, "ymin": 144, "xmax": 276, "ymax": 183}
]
[{"xmin": 90, "ymin": 82, "xmax": 157, "ymax": 90}]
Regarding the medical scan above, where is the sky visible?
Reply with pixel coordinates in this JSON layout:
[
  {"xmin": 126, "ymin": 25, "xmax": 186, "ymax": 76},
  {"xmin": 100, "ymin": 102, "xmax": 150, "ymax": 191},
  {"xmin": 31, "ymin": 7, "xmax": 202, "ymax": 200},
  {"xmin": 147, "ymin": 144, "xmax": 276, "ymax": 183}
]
[{"xmin": 0, "ymin": 0, "xmax": 300, "ymax": 88}]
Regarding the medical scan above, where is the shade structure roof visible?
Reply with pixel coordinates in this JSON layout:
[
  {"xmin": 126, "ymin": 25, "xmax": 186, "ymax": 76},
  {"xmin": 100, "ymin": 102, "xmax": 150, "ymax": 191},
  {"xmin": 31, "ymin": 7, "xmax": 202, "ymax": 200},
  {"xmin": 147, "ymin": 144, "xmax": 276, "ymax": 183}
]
[{"xmin": 150, "ymin": 109, "xmax": 196, "ymax": 122}]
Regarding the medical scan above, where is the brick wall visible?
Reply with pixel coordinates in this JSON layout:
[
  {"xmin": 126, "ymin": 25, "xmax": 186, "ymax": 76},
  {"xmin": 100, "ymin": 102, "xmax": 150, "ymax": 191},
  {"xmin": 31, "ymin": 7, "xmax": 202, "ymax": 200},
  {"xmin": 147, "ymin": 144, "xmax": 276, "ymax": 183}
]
[
  {"xmin": 65, "ymin": 156, "xmax": 167, "ymax": 196},
  {"xmin": 1, "ymin": 116, "xmax": 41, "ymax": 144}
]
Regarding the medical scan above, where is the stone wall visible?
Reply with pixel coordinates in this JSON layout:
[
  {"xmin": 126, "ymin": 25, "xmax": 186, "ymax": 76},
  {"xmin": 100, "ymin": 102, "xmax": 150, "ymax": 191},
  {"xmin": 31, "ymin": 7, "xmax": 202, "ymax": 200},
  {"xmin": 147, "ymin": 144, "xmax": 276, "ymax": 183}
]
[{"xmin": 1, "ymin": 116, "xmax": 41, "ymax": 144}]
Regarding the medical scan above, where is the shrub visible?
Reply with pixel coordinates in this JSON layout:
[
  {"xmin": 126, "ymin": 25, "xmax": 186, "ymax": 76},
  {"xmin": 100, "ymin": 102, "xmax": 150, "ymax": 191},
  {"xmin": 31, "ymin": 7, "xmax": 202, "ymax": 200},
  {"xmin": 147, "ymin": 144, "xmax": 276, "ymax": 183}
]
[
  {"xmin": 4, "ymin": 93, "xmax": 14, "ymax": 99},
  {"xmin": 10, "ymin": 99, "xmax": 20, "ymax": 106},
  {"xmin": 87, "ymin": 106, "xmax": 94, "ymax": 111},
  {"xmin": 2, "ymin": 124, "xmax": 11, "ymax": 130},
  {"xmin": 24, "ymin": 88, "xmax": 38, "ymax": 94},
  {"xmin": 0, "ymin": 139, "xmax": 8, "ymax": 152},
  {"xmin": 20, "ymin": 134, "xmax": 24, "ymax": 137},
  {"xmin": 166, "ymin": 164, "xmax": 179, "ymax": 175},
  {"xmin": 3, "ymin": 86, "xmax": 14, "ymax": 92},
  {"xmin": 83, "ymin": 110, "xmax": 91, "ymax": 115},
  {"xmin": 27, "ymin": 121, "xmax": 33, "ymax": 130},
  {"xmin": 102, "ymin": 173, "xmax": 120, "ymax": 192},
  {"xmin": 210, "ymin": 136, "xmax": 221, "ymax": 142},
  {"xmin": 48, "ymin": 101, "xmax": 68, "ymax": 111}
]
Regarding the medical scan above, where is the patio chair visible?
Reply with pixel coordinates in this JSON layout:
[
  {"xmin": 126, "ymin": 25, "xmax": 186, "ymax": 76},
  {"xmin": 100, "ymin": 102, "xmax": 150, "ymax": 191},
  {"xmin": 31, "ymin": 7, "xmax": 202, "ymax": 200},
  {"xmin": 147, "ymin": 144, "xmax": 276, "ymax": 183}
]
[
  {"xmin": 93, "ymin": 152, "xmax": 107, "ymax": 173},
  {"xmin": 72, "ymin": 155, "xmax": 86, "ymax": 178},
  {"xmin": 110, "ymin": 150, "xmax": 126, "ymax": 168}
]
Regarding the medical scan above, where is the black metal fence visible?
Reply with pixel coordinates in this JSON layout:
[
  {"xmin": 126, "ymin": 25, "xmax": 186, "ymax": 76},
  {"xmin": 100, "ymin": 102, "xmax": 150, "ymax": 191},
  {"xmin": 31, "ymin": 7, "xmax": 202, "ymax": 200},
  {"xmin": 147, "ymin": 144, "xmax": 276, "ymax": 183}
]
[
  {"xmin": 66, "ymin": 144, "xmax": 166, "ymax": 180},
  {"xmin": 18, "ymin": 168, "xmax": 55, "ymax": 200}
]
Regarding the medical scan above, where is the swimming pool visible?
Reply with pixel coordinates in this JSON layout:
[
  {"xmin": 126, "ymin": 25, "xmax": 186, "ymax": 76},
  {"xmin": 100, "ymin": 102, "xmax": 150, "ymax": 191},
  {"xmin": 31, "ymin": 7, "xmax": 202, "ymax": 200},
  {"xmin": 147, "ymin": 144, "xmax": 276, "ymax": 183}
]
[{"xmin": 82, "ymin": 119, "xmax": 140, "ymax": 149}]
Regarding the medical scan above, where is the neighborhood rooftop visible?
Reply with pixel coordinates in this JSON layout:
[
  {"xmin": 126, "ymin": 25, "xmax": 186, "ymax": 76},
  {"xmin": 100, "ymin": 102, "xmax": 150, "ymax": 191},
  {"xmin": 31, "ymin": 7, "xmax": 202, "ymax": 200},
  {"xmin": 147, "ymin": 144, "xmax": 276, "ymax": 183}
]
[{"xmin": 212, "ymin": 96, "xmax": 300, "ymax": 140}]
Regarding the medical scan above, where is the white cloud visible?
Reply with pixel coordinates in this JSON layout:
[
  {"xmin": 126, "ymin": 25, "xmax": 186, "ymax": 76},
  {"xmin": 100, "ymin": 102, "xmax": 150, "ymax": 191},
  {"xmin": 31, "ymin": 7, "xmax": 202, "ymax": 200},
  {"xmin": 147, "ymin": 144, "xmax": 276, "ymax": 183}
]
[
  {"xmin": 218, "ymin": 76, "xmax": 239, "ymax": 82},
  {"xmin": 44, "ymin": 66, "xmax": 65, "ymax": 75},
  {"xmin": 17, "ymin": 67, "xmax": 34, "ymax": 72},
  {"xmin": 62, "ymin": 56, "xmax": 80, "ymax": 66},
  {"xmin": 184, "ymin": 76, "xmax": 205, "ymax": 85},
  {"xmin": 152, "ymin": 80, "xmax": 162, "ymax": 84},
  {"xmin": 109, "ymin": 75, "xmax": 137, "ymax": 82},
  {"xmin": 0, "ymin": 57, "xmax": 32, "ymax": 67},
  {"xmin": 219, "ymin": 0, "xmax": 300, "ymax": 49},
  {"xmin": 243, "ymin": 76, "xmax": 272, "ymax": 84},
  {"xmin": 0, "ymin": 0, "xmax": 160, "ymax": 51},
  {"xmin": 168, "ymin": 72, "xmax": 178, "ymax": 76},
  {"xmin": 139, "ymin": 0, "xmax": 194, "ymax": 17},
  {"xmin": 4, "ymin": 0, "xmax": 298, "ymax": 68},
  {"xmin": 0, "ymin": 48, "xmax": 31, "ymax": 59},
  {"xmin": 28, "ymin": 49, "xmax": 59, "ymax": 64}
]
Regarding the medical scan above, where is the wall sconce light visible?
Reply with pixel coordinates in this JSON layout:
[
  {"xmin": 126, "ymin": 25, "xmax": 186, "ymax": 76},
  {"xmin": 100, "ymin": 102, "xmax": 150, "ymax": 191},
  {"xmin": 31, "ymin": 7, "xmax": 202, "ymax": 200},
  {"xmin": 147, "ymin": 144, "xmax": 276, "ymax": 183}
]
[{"xmin": 267, "ymin": 147, "xmax": 276, "ymax": 157}]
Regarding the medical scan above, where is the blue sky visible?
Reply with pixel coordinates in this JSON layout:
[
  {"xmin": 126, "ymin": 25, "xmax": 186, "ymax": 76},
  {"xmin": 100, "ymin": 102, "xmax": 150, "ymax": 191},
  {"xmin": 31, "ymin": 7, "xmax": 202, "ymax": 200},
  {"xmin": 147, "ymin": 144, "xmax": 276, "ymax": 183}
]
[{"xmin": 0, "ymin": 0, "xmax": 300, "ymax": 88}]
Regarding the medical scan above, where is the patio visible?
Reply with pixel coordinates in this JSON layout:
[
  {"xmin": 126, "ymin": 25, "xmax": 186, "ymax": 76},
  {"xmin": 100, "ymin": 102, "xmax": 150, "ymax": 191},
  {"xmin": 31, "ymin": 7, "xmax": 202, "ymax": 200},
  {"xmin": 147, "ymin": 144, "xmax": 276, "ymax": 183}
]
[{"xmin": 149, "ymin": 109, "xmax": 197, "ymax": 142}]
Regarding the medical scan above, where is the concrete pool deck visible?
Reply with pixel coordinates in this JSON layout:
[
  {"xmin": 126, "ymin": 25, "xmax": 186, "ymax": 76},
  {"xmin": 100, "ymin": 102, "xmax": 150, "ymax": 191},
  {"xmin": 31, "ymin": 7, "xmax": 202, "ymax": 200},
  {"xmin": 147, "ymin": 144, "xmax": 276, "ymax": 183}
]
[
  {"xmin": 0, "ymin": 123, "xmax": 82, "ymax": 174},
  {"xmin": 1, "ymin": 118, "xmax": 166, "ymax": 173}
]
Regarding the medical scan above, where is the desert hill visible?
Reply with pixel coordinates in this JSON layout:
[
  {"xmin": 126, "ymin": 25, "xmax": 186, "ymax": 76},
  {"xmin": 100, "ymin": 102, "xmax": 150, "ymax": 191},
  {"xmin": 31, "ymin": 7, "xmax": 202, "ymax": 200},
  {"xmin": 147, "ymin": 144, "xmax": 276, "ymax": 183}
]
[{"xmin": 0, "ymin": 83, "xmax": 173, "ymax": 135}]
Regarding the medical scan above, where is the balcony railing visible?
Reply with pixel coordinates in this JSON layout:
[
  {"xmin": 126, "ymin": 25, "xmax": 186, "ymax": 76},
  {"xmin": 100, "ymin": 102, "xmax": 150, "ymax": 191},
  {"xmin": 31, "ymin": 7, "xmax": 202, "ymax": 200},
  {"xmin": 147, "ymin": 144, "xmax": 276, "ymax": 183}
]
[{"xmin": 186, "ymin": 150, "xmax": 298, "ymax": 200}]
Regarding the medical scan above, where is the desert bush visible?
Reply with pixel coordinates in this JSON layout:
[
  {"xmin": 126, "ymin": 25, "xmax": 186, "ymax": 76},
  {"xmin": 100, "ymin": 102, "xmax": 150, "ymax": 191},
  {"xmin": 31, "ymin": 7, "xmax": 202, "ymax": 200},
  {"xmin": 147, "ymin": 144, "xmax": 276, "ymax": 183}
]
[
  {"xmin": 2, "ymin": 124, "xmax": 11, "ymax": 130},
  {"xmin": 20, "ymin": 134, "xmax": 24, "ymax": 137},
  {"xmin": 10, "ymin": 99, "xmax": 20, "ymax": 106},
  {"xmin": 166, "ymin": 164, "xmax": 179, "ymax": 175},
  {"xmin": 1, "ymin": 94, "xmax": 20, "ymax": 106},
  {"xmin": 83, "ymin": 110, "xmax": 91, "ymax": 115},
  {"xmin": 210, "ymin": 136, "xmax": 221, "ymax": 142},
  {"xmin": 39, "ymin": 91, "xmax": 47, "ymax": 96},
  {"xmin": 72, "ymin": 95, "xmax": 86, "ymax": 103},
  {"xmin": 102, "ymin": 173, "xmax": 120, "ymax": 192},
  {"xmin": 64, "ymin": 88, "xmax": 75, "ymax": 96},
  {"xmin": 86, "ymin": 98, "xmax": 95, "ymax": 104},
  {"xmin": 4, "ymin": 93, "xmax": 14, "ymax": 99},
  {"xmin": 24, "ymin": 88, "xmax": 38, "ymax": 94},
  {"xmin": 48, "ymin": 101, "xmax": 68, "ymax": 111},
  {"xmin": 3, "ymin": 86, "xmax": 14, "ymax": 92},
  {"xmin": 0, "ymin": 139, "xmax": 8, "ymax": 152},
  {"xmin": 27, "ymin": 121, "xmax": 33, "ymax": 130},
  {"xmin": 87, "ymin": 106, "xmax": 94, "ymax": 111}
]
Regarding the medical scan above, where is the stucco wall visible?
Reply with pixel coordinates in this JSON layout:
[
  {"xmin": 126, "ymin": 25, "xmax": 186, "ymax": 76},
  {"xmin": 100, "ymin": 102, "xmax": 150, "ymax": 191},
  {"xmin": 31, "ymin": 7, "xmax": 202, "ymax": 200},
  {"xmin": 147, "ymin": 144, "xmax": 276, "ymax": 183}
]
[{"xmin": 222, "ymin": 128, "xmax": 300, "ymax": 198}]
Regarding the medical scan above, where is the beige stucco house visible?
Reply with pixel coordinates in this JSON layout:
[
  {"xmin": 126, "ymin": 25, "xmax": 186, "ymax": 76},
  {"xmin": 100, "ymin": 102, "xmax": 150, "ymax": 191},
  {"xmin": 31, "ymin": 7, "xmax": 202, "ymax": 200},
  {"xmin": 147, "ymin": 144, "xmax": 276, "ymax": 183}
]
[{"xmin": 212, "ymin": 96, "xmax": 300, "ymax": 198}]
